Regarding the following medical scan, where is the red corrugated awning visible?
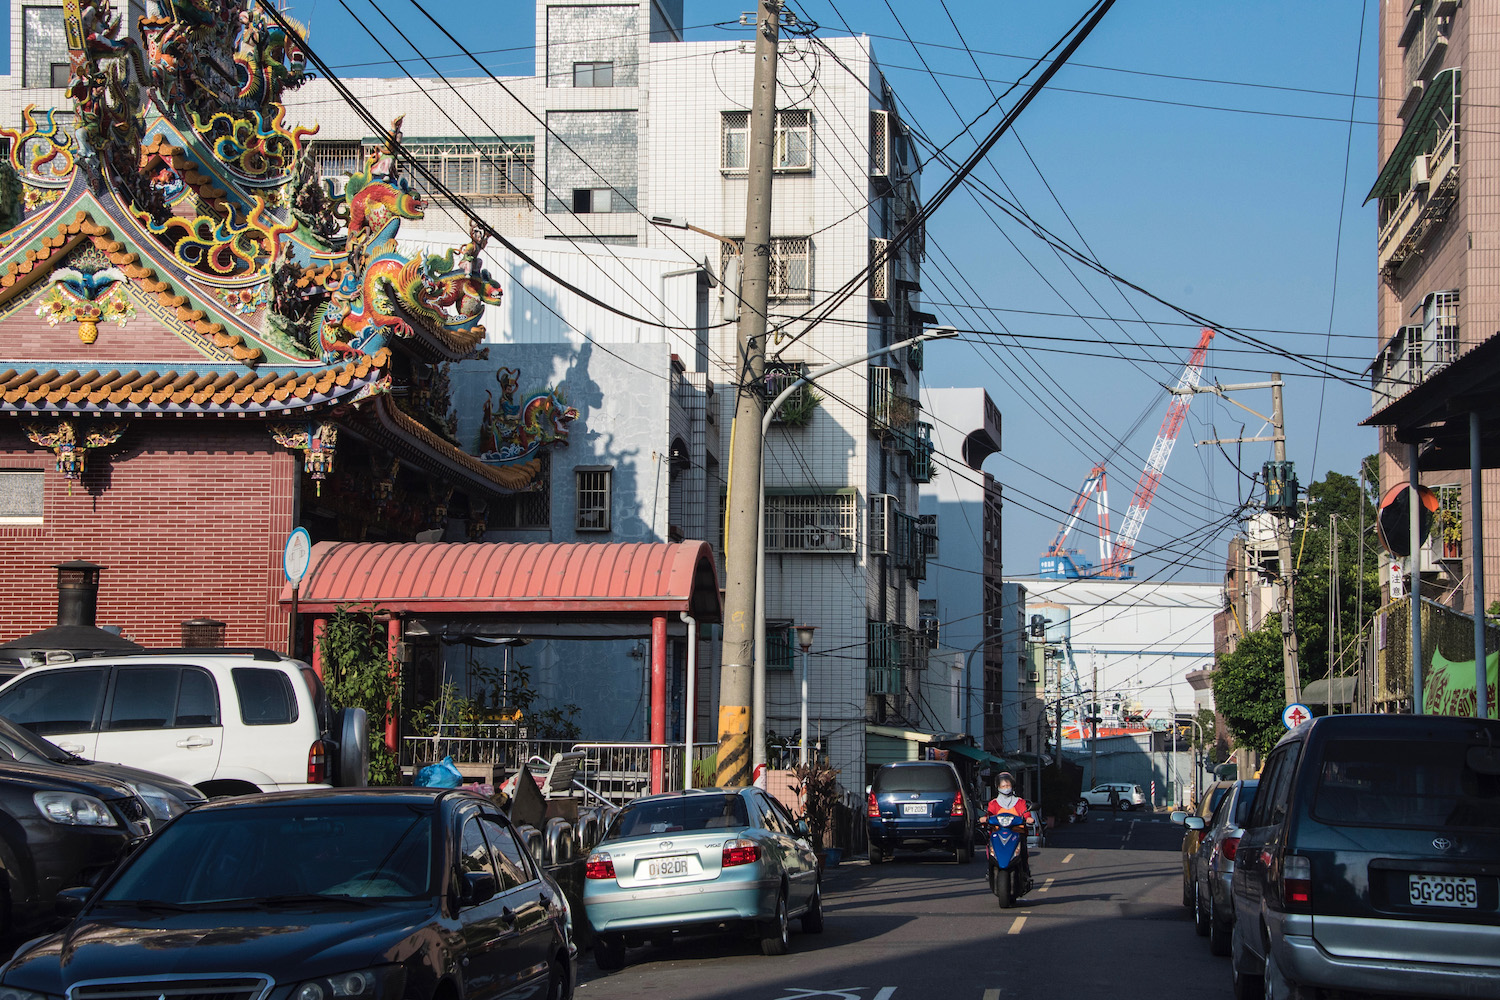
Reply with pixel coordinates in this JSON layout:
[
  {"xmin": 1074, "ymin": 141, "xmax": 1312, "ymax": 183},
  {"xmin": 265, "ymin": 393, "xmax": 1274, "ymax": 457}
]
[{"xmin": 280, "ymin": 540, "xmax": 722, "ymax": 621}]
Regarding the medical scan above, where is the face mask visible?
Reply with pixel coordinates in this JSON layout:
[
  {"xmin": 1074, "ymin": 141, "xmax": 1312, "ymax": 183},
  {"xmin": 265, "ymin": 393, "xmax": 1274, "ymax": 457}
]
[{"xmin": 999, "ymin": 786, "xmax": 1013, "ymax": 796}]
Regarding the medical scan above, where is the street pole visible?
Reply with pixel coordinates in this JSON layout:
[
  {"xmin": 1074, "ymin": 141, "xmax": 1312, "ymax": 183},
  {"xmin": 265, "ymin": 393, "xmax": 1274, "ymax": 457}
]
[
  {"xmin": 1090, "ymin": 651, "xmax": 1099, "ymax": 788},
  {"xmin": 1035, "ymin": 711, "xmax": 1043, "ymax": 815},
  {"xmin": 1272, "ymin": 374, "xmax": 1302, "ymax": 705},
  {"xmin": 716, "ymin": 0, "xmax": 780, "ymax": 788},
  {"xmin": 1410, "ymin": 441, "xmax": 1423, "ymax": 714},
  {"xmin": 1473, "ymin": 410, "xmax": 1489, "ymax": 719},
  {"xmin": 756, "ymin": 330, "xmax": 957, "ymax": 770},
  {"xmin": 795, "ymin": 625, "xmax": 816, "ymax": 766}
]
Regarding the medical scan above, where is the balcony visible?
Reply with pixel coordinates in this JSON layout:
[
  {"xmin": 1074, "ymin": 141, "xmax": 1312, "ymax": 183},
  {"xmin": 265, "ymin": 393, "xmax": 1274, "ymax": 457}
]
[
  {"xmin": 869, "ymin": 366, "xmax": 918, "ymax": 437},
  {"xmin": 1377, "ymin": 123, "xmax": 1458, "ymax": 278},
  {"xmin": 908, "ymin": 421, "xmax": 935, "ymax": 482},
  {"xmin": 1370, "ymin": 321, "xmax": 1460, "ymax": 413},
  {"xmin": 867, "ymin": 621, "xmax": 902, "ymax": 695}
]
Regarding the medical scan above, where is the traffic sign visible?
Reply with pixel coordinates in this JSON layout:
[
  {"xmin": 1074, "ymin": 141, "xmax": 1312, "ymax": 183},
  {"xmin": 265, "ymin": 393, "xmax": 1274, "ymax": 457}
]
[
  {"xmin": 283, "ymin": 527, "xmax": 312, "ymax": 585},
  {"xmin": 1376, "ymin": 483, "xmax": 1438, "ymax": 557},
  {"xmin": 1282, "ymin": 702, "xmax": 1312, "ymax": 729}
]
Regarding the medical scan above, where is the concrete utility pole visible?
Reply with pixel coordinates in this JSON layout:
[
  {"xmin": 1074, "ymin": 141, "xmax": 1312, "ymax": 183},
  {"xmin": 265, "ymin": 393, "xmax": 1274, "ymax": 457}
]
[
  {"xmin": 1090, "ymin": 652, "xmax": 1099, "ymax": 788},
  {"xmin": 716, "ymin": 0, "xmax": 780, "ymax": 788}
]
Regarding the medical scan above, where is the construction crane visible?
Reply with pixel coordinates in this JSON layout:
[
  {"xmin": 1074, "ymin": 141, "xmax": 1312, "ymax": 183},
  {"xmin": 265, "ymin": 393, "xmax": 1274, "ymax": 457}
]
[{"xmin": 1039, "ymin": 327, "xmax": 1216, "ymax": 580}]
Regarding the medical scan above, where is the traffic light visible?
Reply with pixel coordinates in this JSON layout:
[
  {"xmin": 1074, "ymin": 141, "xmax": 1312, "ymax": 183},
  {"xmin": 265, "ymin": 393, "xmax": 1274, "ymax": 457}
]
[{"xmin": 1029, "ymin": 614, "xmax": 1046, "ymax": 639}]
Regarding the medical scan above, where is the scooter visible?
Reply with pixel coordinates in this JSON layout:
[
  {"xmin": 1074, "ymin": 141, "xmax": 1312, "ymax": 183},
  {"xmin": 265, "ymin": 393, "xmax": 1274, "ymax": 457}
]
[{"xmin": 986, "ymin": 813, "xmax": 1033, "ymax": 908}]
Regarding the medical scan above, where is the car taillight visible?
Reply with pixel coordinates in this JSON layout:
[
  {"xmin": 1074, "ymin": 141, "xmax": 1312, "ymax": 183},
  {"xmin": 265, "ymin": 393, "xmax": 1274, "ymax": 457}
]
[
  {"xmin": 867, "ymin": 793, "xmax": 880, "ymax": 818},
  {"xmin": 722, "ymin": 838, "xmax": 760, "ymax": 867},
  {"xmin": 952, "ymin": 791, "xmax": 965, "ymax": 817},
  {"xmin": 1283, "ymin": 853, "xmax": 1311, "ymax": 912},
  {"xmin": 307, "ymin": 740, "xmax": 327, "ymax": 784},
  {"xmin": 584, "ymin": 852, "xmax": 616, "ymax": 879},
  {"xmin": 1221, "ymin": 836, "xmax": 1241, "ymax": 861}
]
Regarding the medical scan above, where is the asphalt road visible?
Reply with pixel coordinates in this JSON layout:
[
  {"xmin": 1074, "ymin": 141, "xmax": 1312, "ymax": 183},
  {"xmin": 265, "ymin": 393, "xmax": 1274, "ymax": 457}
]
[{"xmin": 575, "ymin": 812, "xmax": 1233, "ymax": 1000}]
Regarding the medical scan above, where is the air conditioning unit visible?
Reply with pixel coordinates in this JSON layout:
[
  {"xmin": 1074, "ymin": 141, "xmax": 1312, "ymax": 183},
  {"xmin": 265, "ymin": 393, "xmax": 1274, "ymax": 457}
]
[
  {"xmin": 869, "ymin": 493, "xmax": 896, "ymax": 555},
  {"xmin": 1411, "ymin": 154, "xmax": 1431, "ymax": 191},
  {"xmin": 1027, "ymin": 670, "xmax": 1040, "ymax": 683},
  {"xmin": 869, "ymin": 238, "xmax": 893, "ymax": 312}
]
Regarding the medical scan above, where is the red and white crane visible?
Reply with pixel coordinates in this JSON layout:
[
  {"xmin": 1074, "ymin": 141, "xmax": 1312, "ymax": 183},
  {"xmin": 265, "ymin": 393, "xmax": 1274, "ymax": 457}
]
[{"xmin": 1039, "ymin": 327, "xmax": 1216, "ymax": 580}]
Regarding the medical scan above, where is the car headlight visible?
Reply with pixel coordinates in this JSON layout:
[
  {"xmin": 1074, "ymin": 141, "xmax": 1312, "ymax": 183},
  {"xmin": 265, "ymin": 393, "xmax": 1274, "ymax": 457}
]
[
  {"xmin": 130, "ymin": 782, "xmax": 188, "ymax": 822},
  {"xmin": 292, "ymin": 967, "xmax": 404, "ymax": 1000},
  {"xmin": 33, "ymin": 792, "xmax": 118, "ymax": 827}
]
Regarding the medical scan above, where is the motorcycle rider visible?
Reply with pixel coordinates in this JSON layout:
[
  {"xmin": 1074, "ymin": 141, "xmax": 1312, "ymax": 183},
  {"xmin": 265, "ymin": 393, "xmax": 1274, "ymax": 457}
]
[{"xmin": 987, "ymin": 771, "xmax": 1034, "ymax": 883}]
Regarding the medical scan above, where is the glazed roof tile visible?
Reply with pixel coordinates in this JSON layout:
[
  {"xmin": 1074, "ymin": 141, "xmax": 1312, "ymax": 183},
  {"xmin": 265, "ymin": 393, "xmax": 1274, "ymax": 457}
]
[{"xmin": 0, "ymin": 348, "xmax": 390, "ymax": 414}]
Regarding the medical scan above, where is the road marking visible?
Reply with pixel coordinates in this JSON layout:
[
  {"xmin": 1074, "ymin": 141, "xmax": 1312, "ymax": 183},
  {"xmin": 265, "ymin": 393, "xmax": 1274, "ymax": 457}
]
[
  {"xmin": 873, "ymin": 991, "xmax": 896, "ymax": 1000},
  {"xmin": 1061, "ymin": 853, "xmax": 1074, "ymax": 864},
  {"xmin": 1039, "ymin": 877, "xmax": 1054, "ymax": 892},
  {"xmin": 1007, "ymin": 915, "xmax": 1027, "ymax": 934},
  {"xmin": 983, "ymin": 991, "xmax": 1001, "ymax": 1000}
]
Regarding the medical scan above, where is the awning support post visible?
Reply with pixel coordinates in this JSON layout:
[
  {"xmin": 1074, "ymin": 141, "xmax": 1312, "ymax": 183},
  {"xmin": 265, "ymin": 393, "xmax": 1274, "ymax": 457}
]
[
  {"xmin": 1473, "ymin": 410, "xmax": 1489, "ymax": 719},
  {"xmin": 651, "ymin": 614, "xmax": 667, "ymax": 794},
  {"xmin": 386, "ymin": 616, "xmax": 401, "ymax": 753}
]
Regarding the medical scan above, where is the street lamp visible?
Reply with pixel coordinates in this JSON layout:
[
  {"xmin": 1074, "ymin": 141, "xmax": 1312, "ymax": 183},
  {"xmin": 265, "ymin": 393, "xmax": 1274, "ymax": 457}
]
[
  {"xmin": 648, "ymin": 216, "xmax": 746, "ymax": 321},
  {"xmin": 752, "ymin": 326, "xmax": 960, "ymax": 774},
  {"xmin": 795, "ymin": 624, "xmax": 816, "ymax": 765}
]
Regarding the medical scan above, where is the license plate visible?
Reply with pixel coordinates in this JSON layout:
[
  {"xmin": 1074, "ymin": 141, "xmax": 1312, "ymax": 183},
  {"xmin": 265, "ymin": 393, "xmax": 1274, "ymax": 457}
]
[
  {"xmin": 643, "ymin": 856, "xmax": 692, "ymax": 879},
  {"xmin": 1409, "ymin": 874, "xmax": 1479, "ymax": 908},
  {"xmin": 901, "ymin": 803, "xmax": 930, "ymax": 816}
]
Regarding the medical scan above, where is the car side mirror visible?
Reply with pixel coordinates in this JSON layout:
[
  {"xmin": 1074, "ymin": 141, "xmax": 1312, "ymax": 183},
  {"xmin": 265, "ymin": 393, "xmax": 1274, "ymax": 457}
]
[
  {"xmin": 460, "ymin": 871, "xmax": 497, "ymax": 907},
  {"xmin": 1169, "ymin": 811, "xmax": 1186, "ymax": 825},
  {"xmin": 1184, "ymin": 817, "xmax": 1205, "ymax": 831},
  {"xmin": 55, "ymin": 885, "xmax": 91, "ymax": 920},
  {"xmin": 795, "ymin": 818, "xmax": 810, "ymax": 838}
]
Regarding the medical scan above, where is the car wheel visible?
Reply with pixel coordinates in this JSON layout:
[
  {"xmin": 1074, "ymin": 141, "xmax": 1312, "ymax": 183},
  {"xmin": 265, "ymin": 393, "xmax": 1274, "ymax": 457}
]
[
  {"xmin": 1119, "ymin": 801, "xmax": 1133, "ymax": 813},
  {"xmin": 956, "ymin": 840, "xmax": 972, "ymax": 865},
  {"xmin": 592, "ymin": 933, "xmax": 626, "ymax": 972},
  {"xmin": 544, "ymin": 954, "xmax": 571, "ymax": 1000},
  {"xmin": 867, "ymin": 843, "xmax": 884, "ymax": 865},
  {"xmin": 1208, "ymin": 891, "xmax": 1231, "ymax": 957},
  {"xmin": 760, "ymin": 889, "xmax": 790, "ymax": 956},
  {"xmin": 1230, "ymin": 921, "xmax": 1263, "ymax": 1000},
  {"xmin": 1193, "ymin": 881, "xmax": 1209, "ymax": 937},
  {"xmin": 1263, "ymin": 946, "xmax": 1310, "ymax": 1000},
  {"xmin": 800, "ymin": 882, "xmax": 824, "ymax": 933}
]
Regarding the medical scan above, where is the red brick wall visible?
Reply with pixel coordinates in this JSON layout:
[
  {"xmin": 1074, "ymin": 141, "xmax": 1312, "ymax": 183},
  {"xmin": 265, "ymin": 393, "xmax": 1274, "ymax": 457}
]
[
  {"xmin": 0, "ymin": 284, "xmax": 224, "ymax": 364},
  {"xmin": 0, "ymin": 421, "xmax": 297, "ymax": 650}
]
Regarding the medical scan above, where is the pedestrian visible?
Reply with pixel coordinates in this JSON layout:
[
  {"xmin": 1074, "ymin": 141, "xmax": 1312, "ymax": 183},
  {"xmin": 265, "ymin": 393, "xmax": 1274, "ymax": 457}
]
[{"xmin": 1108, "ymin": 786, "xmax": 1121, "ymax": 813}]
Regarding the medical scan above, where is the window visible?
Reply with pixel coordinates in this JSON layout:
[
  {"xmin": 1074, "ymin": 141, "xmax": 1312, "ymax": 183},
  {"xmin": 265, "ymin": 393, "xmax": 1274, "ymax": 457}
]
[
  {"xmin": 107, "ymin": 668, "xmax": 178, "ymax": 730},
  {"xmin": 572, "ymin": 61, "xmax": 614, "ymax": 88},
  {"xmin": 764, "ymin": 493, "xmax": 856, "ymax": 552},
  {"xmin": 719, "ymin": 237, "xmax": 811, "ymax": 300},
  {"xmin": 1423, "ymin": 289, "xmax": 1459, "ymax": 366},
  {"xmin": 572, "ymin": 188, "xmax": 613, "ymax": 214},
  {"xmin": 232, "ymin": 668, "xmax": 299, "ymax": 726},
  {"xmin": 766, "ymin": 621, "xmax": 794, "ymax": 672},
  {"xmin": 23, "ymin": 7, "xmax": 68, "ymax": 90},
  {"xmin": 605, "ymin": 794, "xmax": 750, "ymax": 839},
  {"xmin": 49, "ymin": 63, "xmax": 69, "ymax": 89},
  {"xmin": 1313, "ymin": 739, "xmax": 1500, "ymax": 830},
  {"xmin": 352, "ymin": 138, "xmax": 535, "ymax": 200},
  {"xmin": 0, "ymin": 470, "xmax": 43, "ymax": 525},
  {"xmin": 176, "ymin": 668, "xmax": 220, "ymax": 727},
  {"xmin": 918, "ymin": 514, "xmax": 938, "ymax": 557},
  {"xmin": 0, "ymin": 668, "xmax": 107, "ymax": 735},
  {"xmin": 458, "ymin": 815, "xmax": 497, "ymax": 880},
  {"xmin": 490, "ymin": 453, "xmax": 551, "ymax": 530},
  {"xmin": 480, "ymin": 815, "xmax": 534, "ymax": 889},
  {"xmin": 721, "ymin": 110, "xmax": 813, "ymax": 173},
  {"xmin": 576, "ymin": 469, "xmax": 612, "ymax": 531}
]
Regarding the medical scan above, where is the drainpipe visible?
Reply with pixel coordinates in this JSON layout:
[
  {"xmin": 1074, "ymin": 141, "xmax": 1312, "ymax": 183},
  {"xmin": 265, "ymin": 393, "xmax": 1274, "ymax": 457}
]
[{"xmin": 682, "ymin": 611, "xmax": 698, "ymax": 789}]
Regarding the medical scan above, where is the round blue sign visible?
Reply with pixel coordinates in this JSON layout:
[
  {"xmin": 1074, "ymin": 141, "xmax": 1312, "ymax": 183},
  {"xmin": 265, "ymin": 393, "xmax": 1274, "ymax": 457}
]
[{"xmin": 284, "ymin": 527, "xmax": 312, "ymax": 585}]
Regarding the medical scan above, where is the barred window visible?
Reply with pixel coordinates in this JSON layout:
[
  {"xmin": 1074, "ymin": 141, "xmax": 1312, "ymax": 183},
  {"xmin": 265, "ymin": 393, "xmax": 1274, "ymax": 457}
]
[
  {"xmin": 721, "ymin": 110, "xmax": 813, "ymax": 173},
  {"xmin": 576, "ymin": 469, "xmax": 612, "ymax": 532},
  {"xmin": 1423, "ymin": 289, "xmax": 1459, "ymax": 365},
  {"xmin": 0, "ymin": 470, "xmax": 43, "ymax": 524},
  {"xmin": 491, "ymin": 454, "xmax": 551, "ymax": 529},
  {"xmin": 764, "ymin": 493, "xmax": 856, "ymax": 553},
  {"xmin": 720, "ymin": 237, "xmax": 811, "ymax": 301},
  {"xmin": 918, "ymin": 513, "xmax": 938, "ymax": 557}
]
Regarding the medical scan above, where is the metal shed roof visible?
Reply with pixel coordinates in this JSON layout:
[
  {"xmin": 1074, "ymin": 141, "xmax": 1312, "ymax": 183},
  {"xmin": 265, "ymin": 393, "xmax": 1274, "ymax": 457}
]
[{"xmin": 282, "ymin": 540, "xmax": 723, "ymax": 621}]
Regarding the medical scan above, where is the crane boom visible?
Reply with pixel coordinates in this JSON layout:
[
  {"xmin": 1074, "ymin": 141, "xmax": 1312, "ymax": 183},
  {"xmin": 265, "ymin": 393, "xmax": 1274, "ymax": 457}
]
[{"xmin": 1105, "ymin": 327, "xmax": 1216, "ymax": 576}]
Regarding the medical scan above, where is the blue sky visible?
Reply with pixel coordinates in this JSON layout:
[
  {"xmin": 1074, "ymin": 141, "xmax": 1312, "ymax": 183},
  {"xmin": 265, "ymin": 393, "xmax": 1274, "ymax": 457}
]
[{"xmin": 5, "ymin": 1, "xmax": 1381, "ymax": 585}]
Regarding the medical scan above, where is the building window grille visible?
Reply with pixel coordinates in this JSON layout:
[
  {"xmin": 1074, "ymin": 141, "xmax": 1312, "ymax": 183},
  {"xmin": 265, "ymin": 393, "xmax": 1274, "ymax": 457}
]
[
  {"xmin": 313, "ymin": 139, "xmax": 535, "ymax": 200},
  {"xmin": 721, "ymin": 110, "xmax": 813, "ymax": 173},
  {"xmin": 767, "ymin": 621, "xmax": 795, "ymax": 671},
  {"xmin": 1423, "ymin": 288, "xmax": 1459, "ymax": 367},
  {"xmin": 720, "ymin": 238, "xmax": 811, "ymax": 300},
  {"xmin": 1434, "ymin": 482, "xmax": 1462, "ymax": 559},
  {"xmin": 0, "ymin": 470, "xmax": 42, "ymax": 525},
  {"xmin": 867, "ymin": 620, "xmax": 901, "ymax": 694},
  {"xmin": 918, "ymin": 513, "xmax": 938, "ymax": 558},
  {"xmin": 764, "ymin": 493, "xmax": 856, "ymax": 552},
  {"xmin": 490, "ymin": 454, "xmax": 551, "ymax": 529},
  {"xmin": 576, "ymin": 468, "xmax": 612, "ymax": 532},
  {"xmin": 573, "ymin": 61, "xmax": 614, "ymax": 88}
]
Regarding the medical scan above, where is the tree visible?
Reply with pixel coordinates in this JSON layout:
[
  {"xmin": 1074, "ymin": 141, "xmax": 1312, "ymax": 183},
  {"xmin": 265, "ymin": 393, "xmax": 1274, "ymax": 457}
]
[
  {"xmin": 318, "ymin": 605, "xmax": 400, "ymax": 785},
  {"xmin": 1212, "ymin": 623, "xmax": 1287, "ymax": 758}
]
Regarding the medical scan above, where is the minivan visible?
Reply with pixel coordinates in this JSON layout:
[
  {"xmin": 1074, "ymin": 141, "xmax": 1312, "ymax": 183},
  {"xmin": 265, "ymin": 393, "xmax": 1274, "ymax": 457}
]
[{"xmin": 1229, "ymin": 713, "xmax": 1500, "ymax": 1000}]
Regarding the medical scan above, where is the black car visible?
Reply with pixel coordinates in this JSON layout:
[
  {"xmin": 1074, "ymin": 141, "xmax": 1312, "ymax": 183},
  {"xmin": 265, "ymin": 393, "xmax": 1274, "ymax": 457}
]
[
  {"xmin": 0, "ymin": 788, "xmax": 577, "ymax": 1000},
  {"xmin": 0, "ymin": 760, "xmax": 153, "ymax": 939},
  {"xmin": 0, "ymin": 714, "xmax": 204, "ymax": 823},
  {"xmin": 1230, "ymin": 714, "xmax": 1500, "ymax": 1000},
  {"xmin": 866, "ymin": 761, "xmax": 975, "ymax": 864}
]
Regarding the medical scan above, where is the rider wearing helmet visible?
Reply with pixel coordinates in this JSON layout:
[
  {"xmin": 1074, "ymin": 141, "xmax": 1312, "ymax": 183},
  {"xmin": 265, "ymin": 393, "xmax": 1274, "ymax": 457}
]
[{"xmin": 988, "ymin": 771, "xmax": 1034, "ymax": 879}]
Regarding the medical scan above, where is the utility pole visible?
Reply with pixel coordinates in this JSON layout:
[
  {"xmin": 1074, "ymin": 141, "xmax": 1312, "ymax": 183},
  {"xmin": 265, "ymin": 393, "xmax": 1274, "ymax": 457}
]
[
  {"xmin": 1180, "ymin": 373, "xmax": 1300, "ymax": 705},
  {"xmin": 716, "ymin": 0, "xmax": 780, "ymax": 788},
  {"xmin": 1090, "ymin": 651, "xmax": 1099, "ymax": 788}
]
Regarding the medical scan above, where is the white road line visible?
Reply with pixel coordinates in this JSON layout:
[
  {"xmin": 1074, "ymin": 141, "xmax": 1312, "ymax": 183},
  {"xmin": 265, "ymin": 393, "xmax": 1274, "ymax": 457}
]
[
  {"xmin": 873, "ymin": 990, "xmax": 898, "ymax": 1000},
  {"xmin": 1008, "ymin": 915, "xmax": 1027, "ymax": 934},
  {"xmin": 1039, "ymin": 877, "xmax": 1054, "ymax": 892},
  {"xmin": 983, "ymin": 991, "xmax": 1001, "ymax": 1000},
  {"xmin": 1061, "ymin": 853, "xmax": 1074, "ymax": 864}
]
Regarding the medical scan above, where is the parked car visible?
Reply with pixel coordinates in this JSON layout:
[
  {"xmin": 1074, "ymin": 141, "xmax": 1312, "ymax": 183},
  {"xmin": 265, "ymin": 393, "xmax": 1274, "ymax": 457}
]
[
  {"xmin": 0, "ymin": 787, "xmax": 576, "ymax": 999},
  {"xmin": 0, "ymin": 713, "xmax": 205, "ymax": 823},
  {"xmin": 0, "ymin": 759, "xmax": 154, "ymax": 938},
  {"xmin": 1173, "ymin": 780, "xmax": 1238, "ymax": 904},
  {"xmin": 867, "ymin": 760, "xmax": 976, "ymax": 863},
  {"xmin": 1189, "ymin": 778, "xmax": 1258, "ymax": 956},
  {"xmin": 583, "ymin": 787, "xmax": 820, "ymax": 969},
  {"xmin": 0, "ymin": 648, "xmax": 368, "ymax": 796},
  {"xmin": 1081, "ymin": 782, "xmax": 1146, "ymax": 811},
  {"xmin": 1230, "ymin": 714, "xmax": 1500, "ymax": 1000}
]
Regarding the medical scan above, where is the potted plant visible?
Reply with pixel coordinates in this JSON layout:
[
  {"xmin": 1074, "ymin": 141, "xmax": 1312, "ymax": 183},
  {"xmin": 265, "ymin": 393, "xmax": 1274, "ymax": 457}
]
[{"xmin": 790, "ymin": 761, "xmax": 840, "ymax": 867}]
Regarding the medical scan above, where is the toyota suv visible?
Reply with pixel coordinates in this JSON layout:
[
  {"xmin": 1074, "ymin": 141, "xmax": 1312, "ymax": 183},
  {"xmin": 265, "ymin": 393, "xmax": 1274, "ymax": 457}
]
[
  {"xmin": 1230, "ymin": 713, "xmax": 1500, "ymax": 1000},
  {"xmin": 0, "ymin": 648, "xmax": 368, "ymax": 797},
  {"xmin": 866, "ymin": 761, "xmax": 974, "ymax": 864}
]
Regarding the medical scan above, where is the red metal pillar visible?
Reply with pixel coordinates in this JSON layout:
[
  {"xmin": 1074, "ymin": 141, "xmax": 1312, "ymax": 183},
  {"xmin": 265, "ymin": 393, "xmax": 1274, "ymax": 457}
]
[
  {"xmin": 385, "ymin": 617, "xmax": 401, "ymax": 754},
  {"xmin": 651, "ymin": 615, "xmax": 667, "ymax": 793},
  {"xmin": 311, "ymin": 617, "xmax": 326, "ymax": 679}
]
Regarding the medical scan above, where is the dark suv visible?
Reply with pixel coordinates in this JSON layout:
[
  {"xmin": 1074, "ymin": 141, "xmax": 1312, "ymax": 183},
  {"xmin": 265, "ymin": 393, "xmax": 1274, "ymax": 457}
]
[
  {"xmin": 866, "ymin": 761, "xmax": 974, "ymax": 864},
  {"xmin": 1230, "ymin": 713, "xmax": 1500, "ymax": 1000}
]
